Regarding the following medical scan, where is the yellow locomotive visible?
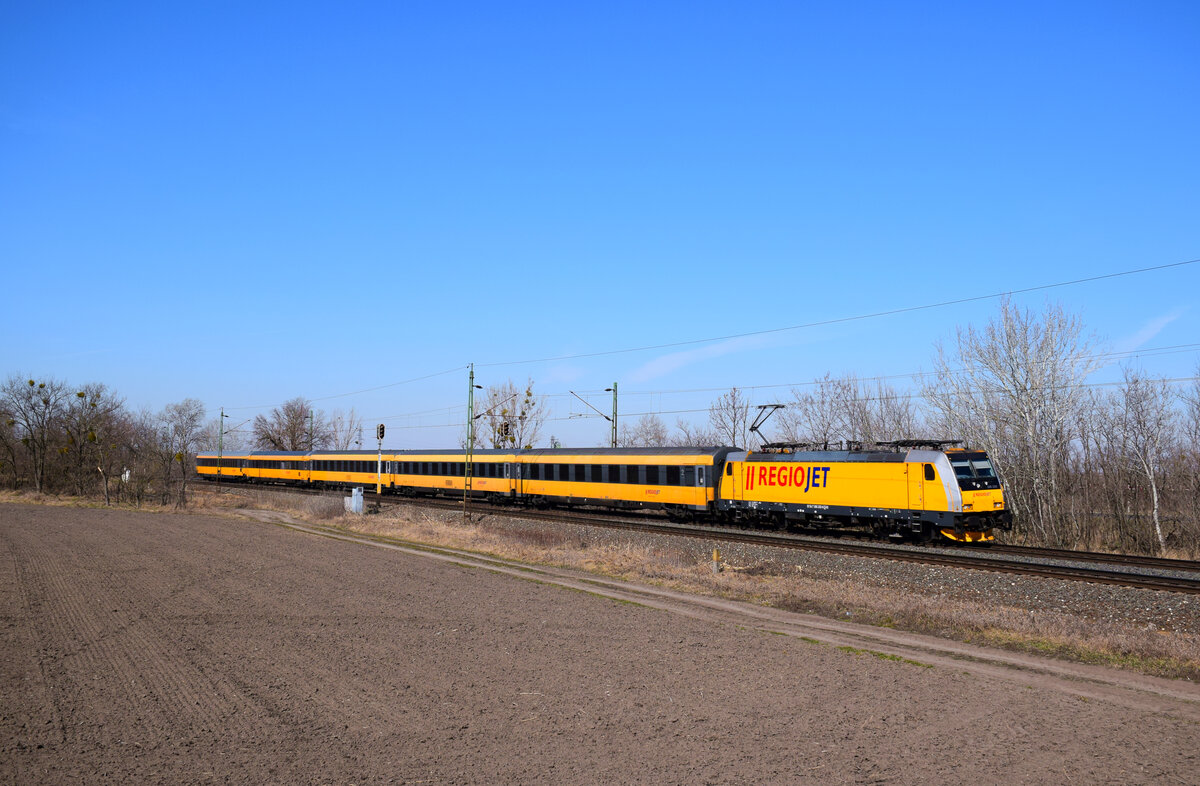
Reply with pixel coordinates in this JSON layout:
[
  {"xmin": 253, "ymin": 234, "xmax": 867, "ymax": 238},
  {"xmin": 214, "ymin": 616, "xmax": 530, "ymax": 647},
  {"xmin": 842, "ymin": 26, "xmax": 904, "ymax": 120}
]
[
  {"xmin": 717, "ymin": 441, "xmax": 1008, "ymax": 542},
  {"xmin": 197, "ymin": 441, "xmax": 1009, "ymax": 543}
]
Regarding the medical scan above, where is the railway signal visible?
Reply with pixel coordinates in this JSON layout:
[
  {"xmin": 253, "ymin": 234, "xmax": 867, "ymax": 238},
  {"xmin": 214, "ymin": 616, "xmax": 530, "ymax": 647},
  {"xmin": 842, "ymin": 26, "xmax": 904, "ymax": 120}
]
[{"xmin": 376, "ymin": 424, "xmax": 384, "ymax": 494}]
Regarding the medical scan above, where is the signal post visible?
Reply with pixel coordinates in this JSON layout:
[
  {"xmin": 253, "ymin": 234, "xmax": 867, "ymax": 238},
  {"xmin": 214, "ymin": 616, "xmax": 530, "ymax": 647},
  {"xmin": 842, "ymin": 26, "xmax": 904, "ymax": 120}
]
[{"xmin": 376, "ymin": 423, "xmax": 384, "ymax": 494}]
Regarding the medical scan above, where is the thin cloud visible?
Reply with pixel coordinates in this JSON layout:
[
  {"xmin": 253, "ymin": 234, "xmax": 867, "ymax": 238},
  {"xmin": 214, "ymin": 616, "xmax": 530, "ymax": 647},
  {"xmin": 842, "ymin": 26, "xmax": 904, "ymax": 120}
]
[
  {"xmin": 627, "ymin": 335, "xmax": 770, "ymax": 383},
  {"xmin": 1113, "ymin": 308, "xmax": 1187, "ymax": 354}
]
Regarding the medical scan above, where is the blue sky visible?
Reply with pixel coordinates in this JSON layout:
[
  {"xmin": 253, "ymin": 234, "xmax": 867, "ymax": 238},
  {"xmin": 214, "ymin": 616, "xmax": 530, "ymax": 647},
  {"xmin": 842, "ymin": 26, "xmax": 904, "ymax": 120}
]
[{"xmin": 2, "ymin": 1, "xmax": 1197, "ymax": 447}]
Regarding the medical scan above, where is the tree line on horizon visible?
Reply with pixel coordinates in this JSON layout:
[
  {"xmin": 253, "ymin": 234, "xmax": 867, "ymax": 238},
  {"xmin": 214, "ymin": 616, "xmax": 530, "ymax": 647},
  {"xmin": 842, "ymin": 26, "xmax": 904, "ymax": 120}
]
[{"xmin": 2, "ymin": 300, "xmax": 1197, "ymax": 555}]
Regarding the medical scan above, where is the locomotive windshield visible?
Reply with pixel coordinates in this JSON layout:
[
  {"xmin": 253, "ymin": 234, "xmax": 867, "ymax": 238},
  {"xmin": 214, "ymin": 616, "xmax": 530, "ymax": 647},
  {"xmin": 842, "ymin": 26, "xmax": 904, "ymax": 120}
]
[{"xmin": 949, "ymin": 452, "xmax": 1001, "ymax": 490}]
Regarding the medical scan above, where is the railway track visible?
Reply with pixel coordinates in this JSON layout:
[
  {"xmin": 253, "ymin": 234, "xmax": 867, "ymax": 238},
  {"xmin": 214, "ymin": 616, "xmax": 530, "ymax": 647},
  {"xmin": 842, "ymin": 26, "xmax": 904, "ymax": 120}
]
[
  {"xmin": 988, "ymin": 543, "xmax": 1197, "ymax": 572},
  {"xmin": 196, "ymin": 480, "xmax": 1200, "ymax": 595}
]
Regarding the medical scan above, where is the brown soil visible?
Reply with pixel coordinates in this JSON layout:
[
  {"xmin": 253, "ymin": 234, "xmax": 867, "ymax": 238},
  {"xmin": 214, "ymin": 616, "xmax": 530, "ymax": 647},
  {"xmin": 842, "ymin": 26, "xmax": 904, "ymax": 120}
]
[{"xmin": 2, "ymin": 502, "xmax": 1198, "ymax": 784}]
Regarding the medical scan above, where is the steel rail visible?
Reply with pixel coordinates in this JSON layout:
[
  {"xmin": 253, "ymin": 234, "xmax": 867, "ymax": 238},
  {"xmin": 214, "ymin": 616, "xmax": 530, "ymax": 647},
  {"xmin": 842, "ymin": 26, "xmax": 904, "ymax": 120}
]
[{"xmin": 195, "ymin": 479, "xmax": 1200, "ymax": 594}]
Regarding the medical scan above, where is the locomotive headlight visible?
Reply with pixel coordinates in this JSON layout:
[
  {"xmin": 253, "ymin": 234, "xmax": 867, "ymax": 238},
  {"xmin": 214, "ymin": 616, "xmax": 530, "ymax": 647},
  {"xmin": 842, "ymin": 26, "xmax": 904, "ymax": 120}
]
[{"xmin": 963, "ymin": 503, "xmax": 973, "ymax": 511}]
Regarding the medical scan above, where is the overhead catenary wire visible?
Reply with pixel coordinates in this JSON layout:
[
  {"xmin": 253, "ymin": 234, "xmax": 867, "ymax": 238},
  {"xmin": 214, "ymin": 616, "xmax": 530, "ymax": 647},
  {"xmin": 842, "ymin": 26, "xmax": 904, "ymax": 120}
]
[
  {"xmin": 477, "ymin": 258, "xmax": 1199, "ymax": 368},
  {"xmin": 220, "ymin": 257, "xmax": 1197, "ymax": 417},
  {"xmin": 359, "ymin": 341, "xmax": 1200, "ymax": 425},
  {"xmin": 369, "ymin": 375, "xmax": 1200, "ymax": 432}
]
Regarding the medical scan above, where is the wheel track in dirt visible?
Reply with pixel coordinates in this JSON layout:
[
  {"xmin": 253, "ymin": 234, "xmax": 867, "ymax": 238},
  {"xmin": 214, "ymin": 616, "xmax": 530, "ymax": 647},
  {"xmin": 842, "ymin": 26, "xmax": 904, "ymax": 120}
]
[
  {"xmin": 5, "ymin": 502, "xmax": 1200, "ymax": 783},
  {"xmin": 266, "ymin": 516, "xmax": 1200, "ymax": 723},
  {"xmin": 10, "ymin": 518, "xmax": 252, "ymax": 739}
]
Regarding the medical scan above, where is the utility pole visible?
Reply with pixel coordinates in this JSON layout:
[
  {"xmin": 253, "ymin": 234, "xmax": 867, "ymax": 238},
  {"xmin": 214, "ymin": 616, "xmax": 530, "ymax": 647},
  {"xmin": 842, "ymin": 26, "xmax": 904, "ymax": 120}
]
[
  {"xmin": 464, "ymin": 364, "xmax": 482, "ymax": 517},
  {"xmin": 608, "ymin": 383, "xmax": 618, "ymax": 448},
  {"xmin": 217, "ymin": 408, "xmax": 228, "ymax": 486}
]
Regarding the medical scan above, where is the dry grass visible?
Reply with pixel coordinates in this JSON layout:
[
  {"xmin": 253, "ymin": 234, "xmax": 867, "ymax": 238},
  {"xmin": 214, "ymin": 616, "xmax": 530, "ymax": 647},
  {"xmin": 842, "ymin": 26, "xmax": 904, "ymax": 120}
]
[
  {"xmin": 9, "ymin": 488, "xmax": 1200, "ymax": 681},
  {"xmin": 337, "ymin": 503, "xmax": 1200, "ymax": 682}
]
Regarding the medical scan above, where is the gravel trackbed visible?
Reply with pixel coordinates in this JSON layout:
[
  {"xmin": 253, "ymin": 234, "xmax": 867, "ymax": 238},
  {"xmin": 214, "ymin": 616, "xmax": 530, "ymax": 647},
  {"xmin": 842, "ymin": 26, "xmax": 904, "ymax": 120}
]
[{"xmin": 2, "ymin": 503, "xmax": 1198, "ymax": 784}]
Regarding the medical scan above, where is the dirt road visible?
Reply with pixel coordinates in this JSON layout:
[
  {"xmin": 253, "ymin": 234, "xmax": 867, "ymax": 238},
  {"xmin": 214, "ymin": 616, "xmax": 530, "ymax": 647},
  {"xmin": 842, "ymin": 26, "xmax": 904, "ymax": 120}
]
[{"xmin": 2, "ymin": 503, "xmax": 1197, "ymax": 784}]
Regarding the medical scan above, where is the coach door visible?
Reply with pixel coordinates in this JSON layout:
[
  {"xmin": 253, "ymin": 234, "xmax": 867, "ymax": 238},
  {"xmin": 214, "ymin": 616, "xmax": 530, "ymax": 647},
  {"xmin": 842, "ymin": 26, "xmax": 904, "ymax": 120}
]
[
  {"xmin": 907, "ymin": 464, "xmax": 925, "ymax": 511},
  {"xmin": 725, "ymin": 461, "xmax": 743, "ymax": 501}
]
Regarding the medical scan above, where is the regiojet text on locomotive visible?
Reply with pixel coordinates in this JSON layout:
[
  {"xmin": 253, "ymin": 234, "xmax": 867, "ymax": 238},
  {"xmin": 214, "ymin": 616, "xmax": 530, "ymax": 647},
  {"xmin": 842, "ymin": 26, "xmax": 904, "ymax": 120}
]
[{"xmin": 743, "ymin": 464, "xmax": 831, "ymax": 492}]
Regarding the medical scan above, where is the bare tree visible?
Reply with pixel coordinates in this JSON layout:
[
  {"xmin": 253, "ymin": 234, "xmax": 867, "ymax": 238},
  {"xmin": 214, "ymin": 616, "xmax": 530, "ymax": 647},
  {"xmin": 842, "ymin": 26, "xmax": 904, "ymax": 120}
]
[
  {"xmin": 124, "ymin": 407, "xmax": 160, "ymax": 506},
  {"xmin": 253, "ymin": 397, "xmax": 332, "ymax": 451},
  {"xmin": 199, "ymin": 416, "xmax": 248, "ymax": 454},
  {"xmin": 1, "ymin": 376, "xmax": 71, "ymax": 493},
  {"xmin": 1183, "ymin": 366, "xmax": 1200, "ymax": 549},
  {"xmin": 708, "ymin": 387, "xmax": 753, "ymax": 448},
  {"xmin": 328, "ymin": 408, "xmax": 364, "ymax": 451},
  {"xmin": 672, "ymin": 418, "xmax": 720, "ymax": 446},
  {"xmin": 922, "ymin": 299, "xmax": 1100, "ymax": 545},
  {"xmin": 1104, "ymin": 368, "xmax": 1177, "ymax": 554},
  {"xmin": 479, "ymin": 379, "xmax": 547, "ymax": 450},
  {"xmin": 94, "ymin": 409, "xmax": 135, "ymax": 506},
  {"xmin": 62, "ymin": 383, "xmax": 125, "ymax": 496},
  {"xmin": 618, "ymin": 413, "xmax": 669, "ymax": 447},
  {"xmin": 777, "ymin": 374, "xmax": 920, "ymax": 447},
  {"xmin": 0, "ymin": 398, "xmax": 21, "ymax": 488},
  {"xmin": 776, "ymin": 374, "xmax": 849, "ymax": 446},
  {"xmin": 159, "ymin": 399, "xmax": 206, "ymax": 507}
]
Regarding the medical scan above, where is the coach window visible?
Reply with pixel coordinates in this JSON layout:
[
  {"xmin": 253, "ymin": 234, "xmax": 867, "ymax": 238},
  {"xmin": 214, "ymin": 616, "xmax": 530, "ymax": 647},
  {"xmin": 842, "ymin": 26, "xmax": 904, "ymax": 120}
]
[
  {"xmin": 576, "ymin": 464, "xmax": 586, "ymax": 482},
  {"xmin": 626, "ymin": 465, "xmax": 638, "ymax": 484},
  {"xmin": 666, "ymin": 466, "xmax": 680, "ymax": 486},
  {"xmin": 924, "ymin": 463, "xmax": 936, "ymax": 481},
  {"xmin": 646, "ymin": 465, "xmax": 659, "ymax": 485}
]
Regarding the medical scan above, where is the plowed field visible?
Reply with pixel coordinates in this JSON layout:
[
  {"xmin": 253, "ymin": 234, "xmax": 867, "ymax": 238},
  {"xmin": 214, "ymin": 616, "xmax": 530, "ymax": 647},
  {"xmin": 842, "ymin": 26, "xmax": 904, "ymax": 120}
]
[{"xmin": 2, "ymin": 503, "xmax": 1197, "ymax": 784}]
